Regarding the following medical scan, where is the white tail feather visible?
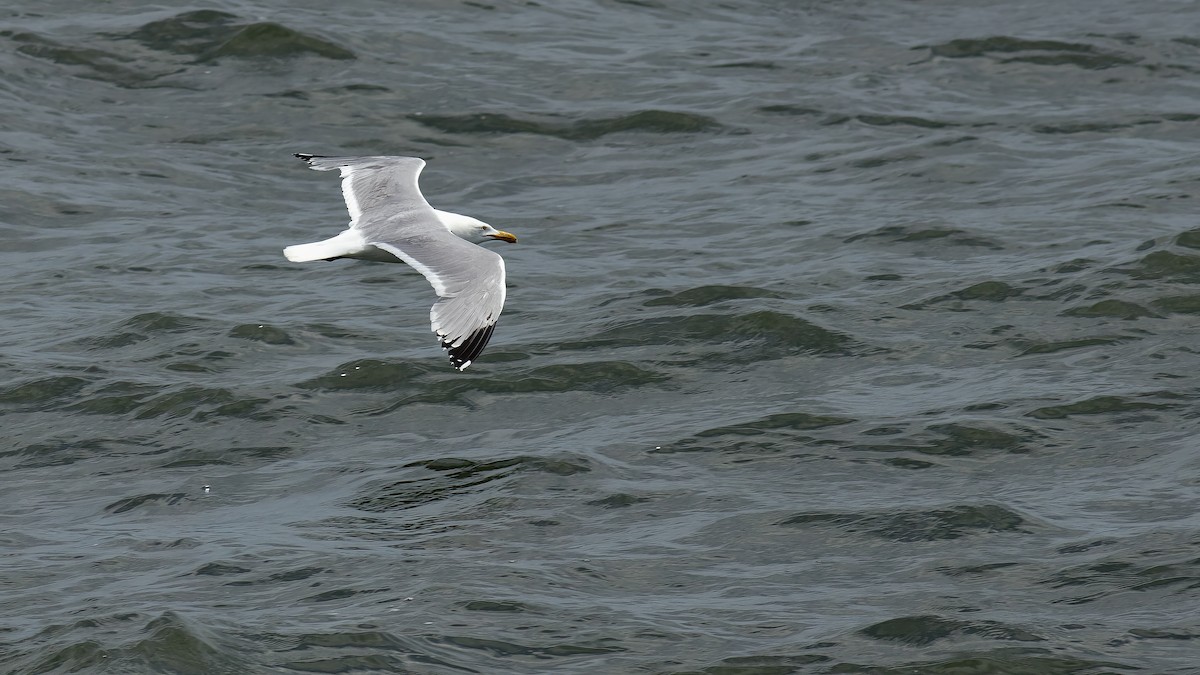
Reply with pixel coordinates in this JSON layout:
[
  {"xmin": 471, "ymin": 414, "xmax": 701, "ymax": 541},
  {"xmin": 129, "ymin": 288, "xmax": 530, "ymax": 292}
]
[{"xmin": 283, "ymin": 230, "xmax": 366, "ymax": 262}]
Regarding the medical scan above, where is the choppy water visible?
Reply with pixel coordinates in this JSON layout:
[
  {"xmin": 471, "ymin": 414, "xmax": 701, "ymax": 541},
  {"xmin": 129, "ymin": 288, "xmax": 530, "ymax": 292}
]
[{"xmin": 4, "ymin": 1, "xmax": 1200, "ymax": 673}]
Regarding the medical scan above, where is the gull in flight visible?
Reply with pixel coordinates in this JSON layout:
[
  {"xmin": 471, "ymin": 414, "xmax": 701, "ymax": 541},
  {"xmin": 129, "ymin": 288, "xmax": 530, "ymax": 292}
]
[{"xmin": 284, "ymin": 154, "xmax": 517, "ymax": 371}]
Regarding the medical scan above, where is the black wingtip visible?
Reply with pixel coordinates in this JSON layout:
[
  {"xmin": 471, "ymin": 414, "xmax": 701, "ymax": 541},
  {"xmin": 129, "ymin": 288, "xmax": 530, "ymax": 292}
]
[
  {"xmin": 294, "ymin": 153, "xmax": 324, "ymax": 162},
  {"xmin": 442, "ymin": 323, "xmax": 497, "ymax": 371}
]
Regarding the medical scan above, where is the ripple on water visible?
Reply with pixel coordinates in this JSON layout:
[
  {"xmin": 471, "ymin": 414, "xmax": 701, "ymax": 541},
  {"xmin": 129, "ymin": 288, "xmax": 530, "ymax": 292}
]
[
  {"xmin": 1121, "ymin": 250, "xmax": 1200, "ymax": 283},
  {"xmin": 655, "ymin": 411, "xmax": 856, "ymax": 457},
  {"xmin": 12, "ymin": 612, "xmax": 248, "ymax": 674},
  {"xmin": 1040, "ymin": 544, "xmax": 1200, "ymax": 608},
  {"xmin": 843, "ymin": 224, "xmax": 1002, "ymax": 249},
  {"xmin": 228, "ymin": 323, "xmax": 296, "ymax": 345},
  {"xmin": 299, "ymin": 359, "xmax": 669, "ymax": 413},
  {"xmin": 408, "ymin": 109, "xmax": 725, "ymax": 140},
  {"xmin": 562, "ymin": 311, "xmax": 860, "ymax": 364},
  {"xmin": 121, "ymin": 9, "xmax": 355, "ymax": 61},
  {"xmin": 640, "ymin": 284, "xmax": 785, "ymax": 307},
  {"xmin": 103, "ymin": 492, "xmax": 188, "ymax": 514},
  {"xmin": 860, "ymin": 614, "xmax": 1044, "ymax": 646},
  {"xmin": 779, "ymin": 504, "xmax": 1036, "ymax": 542},
  {"xmin": 1025, "ymin": 394, "xmax": 1178, "ymax": 420},
  {"xmin": 8, "ymin": 32, "xmax": 150, "ymax": 88},
  {"xmin": 922, "ymin": 35, "xmax": 1141, "ymax": 69},
  {"xmin": 850, "ymin": 422, "xmax": 1037, "ymax": 458},
  {"xmin": 73, "ymin": 312, "xmax": 211, "ymax": 351},
  {"xmin": 816, "ymin": 648, "xmax": 1133, "ymax": 674},
  {"xmin": 1061, "ymin": 299, "xmax": 1161, "ymax": 320},
  {"xmin": 0, "ymin": 375, "xmax": 90, "ymax": 409},
  {"xmin": 10, "ymin": 436, "xmax": 147, "ymax": 470},
  {"xmin": 4, "ymin": 9, "xmax": 353, "ymax": 90},
  {"xmin": 349, "ymin": 454, "xmax": 589, "ymax": 512}
]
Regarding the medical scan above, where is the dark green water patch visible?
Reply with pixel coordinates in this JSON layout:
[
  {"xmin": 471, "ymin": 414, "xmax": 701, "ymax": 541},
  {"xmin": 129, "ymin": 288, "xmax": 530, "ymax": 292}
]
[
  {"xmin": 1122, "ymin": 250, "xmax": 1200, "ymax": 283},
  {"xmin": 937, "ymin": 561, "xmax": 1023, "ymax": 577},
  {"xmin": 194, "ymin": 562, "xmax": 252, "ymax": 576},
  {"xmin": 125, "ymin": 613, "xmax": 238, "ymax": 673},
  {"xmin": 19, "ymin": 640, "xmax": 113, "ymax": 674},
  {"xmin": 460, "ymin": 600, "xmax": 533, "ymax": 612},
  {"xmin": 569, "ymin": 311, "xmax": 856, "ymax": 359},
  {"xmin": 204, "ymin": 23, "xmax": 355, "ymax": 61},
  {"xmin": 779, "ymin": 504, "xmax": 1030, "ymax": 541},
  {"xmin": 283, "ymin": 629, "xmax": 415, "ymax": 651},
  {"xmin": 657, "ymin": 412, "xmax": 853, "ymax": 455},
  {"xmin": 1151, "ymin": 294, "xmax": 1200, "ymax": 315},
  {"xmin": 642, "ymin": 285, "xmax": 784, "ymax": 307},
  {"xmin": 829, "ymin": 648, "xmax": 1136, "ymax": 674},
  {"xmin": 7, "ymin": 31, "xmax": 149, "ymax": 87},
  {"xmin": 19, "ymin": 612, "xmax": 247, "ymax": 674},
  {"xmin": 670, "ymin": 653, "xmax": 832, "ymax": 673},
  {"xmin": 12, "ymin": 437, "xmax": 133, "ymax": 469},
  {"xmin": 709, "ymin": 60, "xmax": 781, "ymax": 69},
  {"xmin": 298, "ymin": 359, "xmax": 436, "ymax": 391},
  {"xmin": 429, "ymin": 634, "xmax": 625, "ymax": 658},
  {"xmin": 851, "ymin": 423, "xmax": 1033, "ymax": 457},
  {"xmin": 77, "ymin": 331, "xmax": 150, "ymax": 349},
  {"xmin": 67, "ymin": 381, "xmax": 162, "ymax": 415},
  {"xmin": 924, "ymin": 36, "xmax": 1139, "ymax": 69},
  {"xmin": 123, "ymin": 311, "xmax": 209, "ymax": 333},
  {"xmin": 228, "ymin": 323, "xmax": 296, "ymax": 345},
  {"xmin": 696, "ymin": 412, "xmax": 855, "ymax": 436},
  {"xmin": 1174, "ymin": 228, "xmax": 1200, "ymax": 249},
  {"xmin": 352, "ymin": 455, "xmax": 587, "ymax": 512},
  {"xmin": 123, "ymin": 9, "xmax": 240, "ymax": 53},
  {"xmin": 410, "ymin": 455, "xmax": 589, "ymax": 477},
  {"xmin": 860, "ymin": 615, "xmax": 1043, "ymax": 646},
  {"xmin": 226, "ymin": 566, "xmax": 328, "ymax": 587},
  {"xmin": 304, "ymin": 588, "xmax": 374, "ymax": 602},
  {"xmin": 90, "ymin": 385, "xmax": 275, "ymax": 422},
  {"xmin": 123, "ymin": 10, "xmax": 354, "ymax": 61},
  {"xmin": 1041, "ymin": 551, "xmax": 1200, "ymax": 605},
  {"xmin": 358, "ymin": 361, "xmax": 669, "ymax": 413},
  {"xmin": 464, "ymin": 361, "xmax": 667, "ymax": 395},
  {"xmin": 1035, "ymin": 121, "xmax": 1145, "ymax": 135},
  {"xmin": 408, "ymin": 109, "xmax": 723, "ymax": 140},
  {"xmin": 904, "ymin": 280, "xmax": 1025, "ymax": 310},
  {"xmin": 0, "ymin": 376, "xmax": 89, "ymax": 407},
  {"xmin": 953, "ymin": 281, "xmax": 1022, "ymax": 301},
  {"xmin": 588, "ymin": 493, "xmax": 649, "ymax": 508},
  {"xmin": 1017, "ymin": 336, "xmax": 1135, "ymax": 356},
  {"xmin": 757, "ymin": 104, "xmax": 823, "ymax": 116},
  {"xmin": 1062, "ymin": 299, "xmax": 1160, "ymax": 320},
  {"xmin": 843, "ymin": 225, "xmax": 1000, "ymax": 249},
  {"xmin": 161, "ymin": 445, "xmax": 294, "ymax": 468},
  {"xmin": 105, "ymin": 493, "xmax": 188, "ymax": 514},
  {"xmin": 854, "ymin": 114, "xmax": 958, "ymax": 129},
  {"xmin": 1026, "ymin": 395, "xmax": 1176, "ymax": 419}
]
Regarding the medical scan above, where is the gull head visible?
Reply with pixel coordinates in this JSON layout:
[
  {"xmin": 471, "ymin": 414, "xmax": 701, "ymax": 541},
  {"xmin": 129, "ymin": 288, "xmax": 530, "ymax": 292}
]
[{"xmin": 437, "ymin": 210, "xmax": 518, "ymax": 245}]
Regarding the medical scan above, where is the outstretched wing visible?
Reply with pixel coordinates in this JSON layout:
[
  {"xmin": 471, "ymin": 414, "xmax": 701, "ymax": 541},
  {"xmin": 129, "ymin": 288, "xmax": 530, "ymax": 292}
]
[
  {"xmin": 371, "ymin": 237, "xmax": 506, "ymax": 371},
  {"xmin": 296, "ymin": 154, "xmax": 432, "ymax": 230}
]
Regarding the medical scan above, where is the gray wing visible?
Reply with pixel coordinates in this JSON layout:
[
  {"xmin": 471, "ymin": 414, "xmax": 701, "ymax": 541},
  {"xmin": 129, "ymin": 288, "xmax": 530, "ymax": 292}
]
[
  {"xmin": 296, "ymin": 154, "xmax": 506, "ymax": 370},
  {"xmin": 296, "ymin": 154, "xmax": 432, "ymax": 229}
]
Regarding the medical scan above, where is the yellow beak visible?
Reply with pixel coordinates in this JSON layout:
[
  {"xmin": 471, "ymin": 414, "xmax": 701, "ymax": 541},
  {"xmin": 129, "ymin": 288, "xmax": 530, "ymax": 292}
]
[{"xmin": 487, "ymin": 230, "xmax": 518, "ymax": 243}]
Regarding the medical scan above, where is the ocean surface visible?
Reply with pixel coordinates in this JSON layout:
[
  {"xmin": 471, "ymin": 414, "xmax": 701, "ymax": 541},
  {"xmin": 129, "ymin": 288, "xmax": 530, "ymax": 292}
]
[{"xmin": 3, "ymin": 1, "xmax": 1200, "ymax": 673}]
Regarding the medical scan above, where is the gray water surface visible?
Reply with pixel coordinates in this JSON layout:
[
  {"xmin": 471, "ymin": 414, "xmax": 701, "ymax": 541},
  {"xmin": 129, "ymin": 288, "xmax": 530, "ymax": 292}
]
[{"xmin": 4, "ymin": 1, "xmax": 1200, "ymax": 673}]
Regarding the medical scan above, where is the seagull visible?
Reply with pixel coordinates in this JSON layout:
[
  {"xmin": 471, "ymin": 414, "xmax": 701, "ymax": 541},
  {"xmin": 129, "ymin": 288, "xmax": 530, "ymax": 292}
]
[{"xmin": 284, "ymin": 153, "xmax": 517, "ymax": 371}]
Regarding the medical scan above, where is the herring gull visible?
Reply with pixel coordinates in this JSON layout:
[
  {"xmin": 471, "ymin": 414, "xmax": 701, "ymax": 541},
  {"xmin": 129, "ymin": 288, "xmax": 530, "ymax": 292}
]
[{"xmin": 284, "ymin": 153, "xmax": 517, "ymax": 371}]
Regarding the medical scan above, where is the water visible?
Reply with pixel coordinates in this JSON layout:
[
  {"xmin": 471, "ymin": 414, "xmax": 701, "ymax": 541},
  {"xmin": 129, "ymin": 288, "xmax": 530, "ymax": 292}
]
[{"xmin": 3, "ymin": 1, "xmax": 1200, "ymax": 673}]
